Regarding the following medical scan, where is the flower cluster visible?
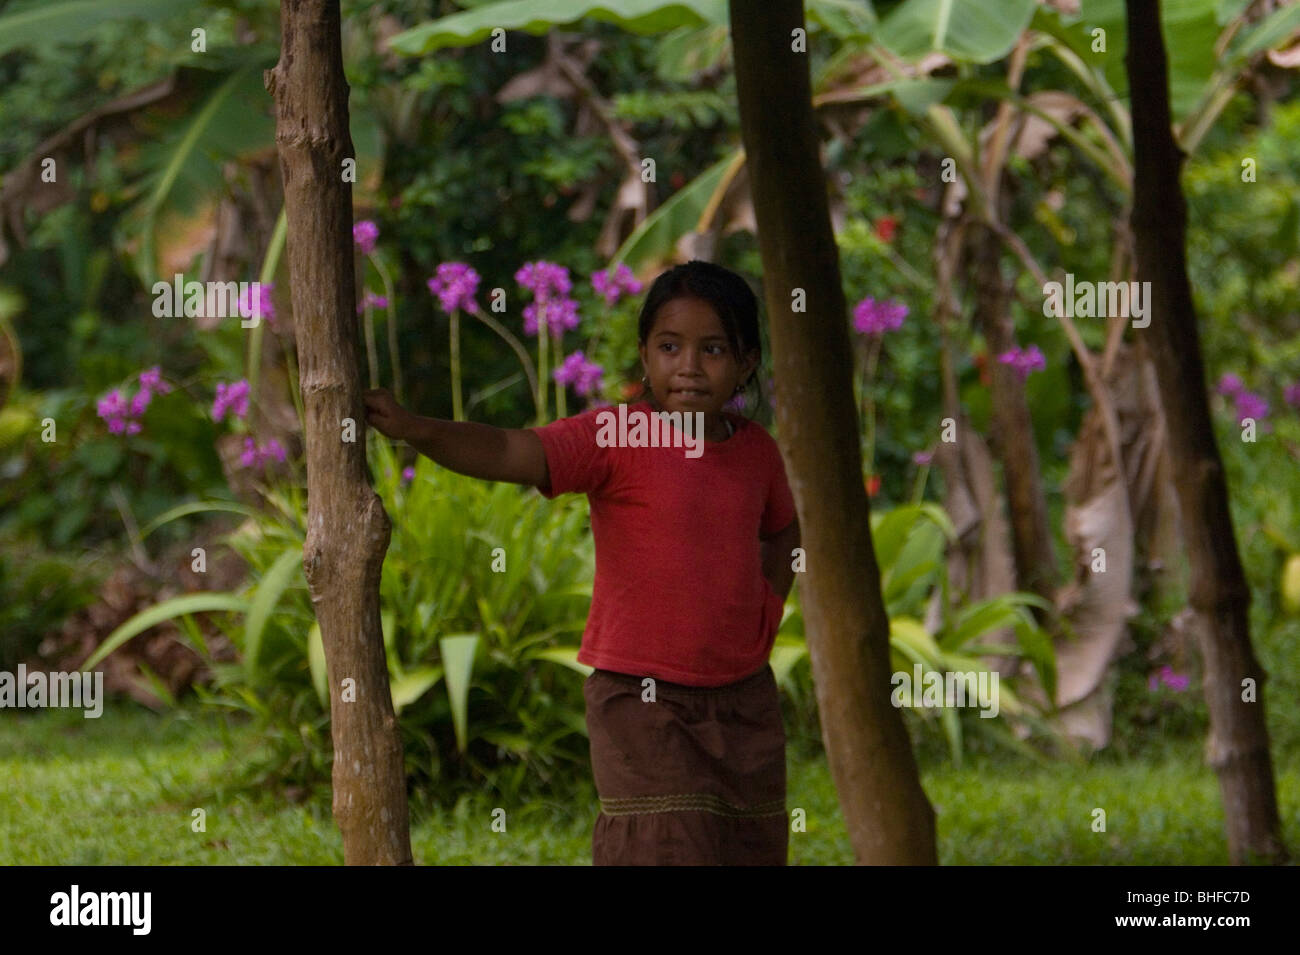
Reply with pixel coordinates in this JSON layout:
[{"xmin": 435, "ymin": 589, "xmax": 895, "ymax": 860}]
[
  {"xmin": 517, "ymin": 260, "xmax": 579, "ymax": 337},
  {"xmin": 997, "ymin": 344, "xmax": 1046, "ymax": 381},
  {"xmin": 239, "ymin": 437, "xmax": 286, "ymax": 469},
  {"xmin": 357, "ymin": 290, "xmax": 388, "ymax": 314},
  {"xmin": 212, "ymin": 380, "xmax": 251, "ymax": 422},
  {"xmin": 552, "ymin": 350, "xmax": 604, "ymax": 397},
  {"xmin": 237, "ymin": 283, "xmax": 276, "ymax": 328},
  {"xmin": 97, "ymin": 366, "xmax": 172, "ymax": 436},
  {"xmin": 1217, "ymin": 373, "xmax": 1271, "ymax": 425},
  {"xmin": 853, "ymin": 296, "xmax": 908, "ymax": 336},
  {"xmin": 354, "ymin": 220, "xmax": 379, "ymax": 255},
  {"xmin": 1148, "ymin": 665, "xmax": 1189, "ymax": 692},
  {"xmin": 591, "ymin": 263, "xmax": 642, "ymax": 306},
  {"xmin": 525, "ymin": 296, "xmax": 580, "ymax": 337},
  {"xmin": 427, "ymin": 262, "xmax": 481, "ymax": 314}
]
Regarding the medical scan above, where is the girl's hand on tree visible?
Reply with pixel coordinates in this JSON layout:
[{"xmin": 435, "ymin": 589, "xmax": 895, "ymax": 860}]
[{"xmin": 364, "ymin": 387, "xmax": 413, "ymax": 440}]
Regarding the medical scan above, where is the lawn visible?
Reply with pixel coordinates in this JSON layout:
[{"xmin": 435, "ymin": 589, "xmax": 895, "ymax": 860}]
[{"xmin": 4, "ymin": 701, "xmax": 1297, "ymax": 865}]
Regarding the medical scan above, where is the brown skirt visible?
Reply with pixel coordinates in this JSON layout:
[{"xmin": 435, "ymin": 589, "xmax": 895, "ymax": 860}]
[{"xmin": 583, "ymin": 663, "xmax": 788, "ymax": 866}]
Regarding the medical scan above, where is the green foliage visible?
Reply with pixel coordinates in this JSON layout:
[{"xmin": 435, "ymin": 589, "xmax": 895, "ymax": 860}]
[
  {"xmin": 611, "ymin": 89, "xmax": 734, "ymax": 126},
  {"xmin": 771, "ymin": 504, "xmax": 1060, "ymax": 766},
  {"xmin": 386, "ymin": 0, "xmax": 728, "ymax": 57},
  {"xmin": 0, "ymin": 0, "xmax": 203, "ymax": 57},
  {"xmin": 100, "ymin": 436, "xmax": 598, "ymax": 804},
  {"xmin": 875, "ymin": 0, "xmax": 1037, "ymax": 64},
  {"xmin": 0, "ymin": 546, "xmax": 101, "ymax": 672}
]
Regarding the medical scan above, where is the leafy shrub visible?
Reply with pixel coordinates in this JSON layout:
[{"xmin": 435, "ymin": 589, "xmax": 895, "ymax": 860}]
[{"xmin": 88, "ymin": 432, "xmax": 596, "ymax": 805}]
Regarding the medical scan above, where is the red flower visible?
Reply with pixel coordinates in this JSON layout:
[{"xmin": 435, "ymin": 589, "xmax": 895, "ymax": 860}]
[
  {"xmin": 670, "ymin": 171, "xmax": 686, "ymax": 189},
  {"xmin": 619, "ymin": 380, "xmax": 645, "ymax": 399},
  {"xmin": 866, "ymin": 474, "xmax": 881, "ymax": 497},
  {"xmin": 874, "ymin": 216, "xmax": 898, "ymax": 243}
]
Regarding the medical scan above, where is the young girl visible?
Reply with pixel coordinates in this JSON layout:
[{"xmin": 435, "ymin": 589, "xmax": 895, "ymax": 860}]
[{"xmin": 364, "ymin": 260, "xmax": 800, "ymax": 866}]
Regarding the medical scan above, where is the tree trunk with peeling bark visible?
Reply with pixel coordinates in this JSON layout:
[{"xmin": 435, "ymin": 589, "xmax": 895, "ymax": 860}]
[
  {"xmin": 729, "ymin": 0, "xmax": 937, "ymax": 864},
  {"xmin": 1125, "ymin": 0, "xmax": 1287, "ymax": 865},
  {"xmin": 266, "ymin": 0, "xmax": 412, "ymax": 866}
]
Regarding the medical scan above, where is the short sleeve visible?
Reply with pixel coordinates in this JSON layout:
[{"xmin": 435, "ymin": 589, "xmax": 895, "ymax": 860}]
[
  {"xmin": 760, "ymin": 436, "xmax": 796, "ymax": 537},
  {"xmin": 529, "ymin": 409, "xmax": 614, "ymax": 499}
]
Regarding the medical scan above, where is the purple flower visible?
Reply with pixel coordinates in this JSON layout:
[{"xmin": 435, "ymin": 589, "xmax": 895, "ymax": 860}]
[
  {"xmin": 97, "ymin": 386, "xmax": 152, "ymax": 436},
  {"xmin": 552, "ymin": 350, "xmax": 604, "ymax": 396},
  {"xmin": 1284, "ymin": 383, "xmax": 1300, "ymax": 409},
  {"xmin": 1211, "ymin": 371, "xmax": 1242, "ymax": 397},
  {"xmin": 913, "ymin": 450, "xmax": 934, "ymax": 467},
  {"xmin": 97, "ymin": 389, "xmax": 128, "ymax": 422},
  {"xmin": 238, "ymin": 283, "xmax": 276, "ymax": 327},
  {"xmin": 525, "ymin": 296, "xmax": 581, "ymax": 338},
  {"xmin": 240, "ymin": 437, "xmax": 287, "ymax": 468},
  {"xmin": 1216, "ymin": 373, "xmax": 1244, "ymax": 397},
  {"xmin": 401, "ymin": 465, "xmax": 415, "ymax": 484},
  {"xmin": 354, "ymin": 220, "xmax": 379, "ymax": 255},
  {"xmin": 213, "ymin": 380, "xmax": 251, "ymax": 422},
  {"xmin": 853, "ymin": 296, "xmax": 908, "ymax": 336},
  {"xmin": 724, "ymin": 392, "xmax": 746, "ymax": 413},
  {"xmin": 137, "ymin": 366, "xmax": 172, "ymax": 394},
  {"xmin": 1150, "ymin": 664, "xmax": 1189, "ymax": 692},
  {"xmin": 427, "ymin": 262, "xmax": 481, "ymax": 315},
  {"xmin": 591, "ymin": 263, "xmax": 643, "ymax": 306},
  {"xmin": 358, "ymin": 290, "xmax": 389, "ymax": 314},
  {"xmin": 516, "ymin": 261, "xmax": 572, "ymax": 302},
  {"xmin": 1234, "ymin": 390, "xmax": 1269, "ymax": 424},
  {"xmin": 997, "ymin": 344, "xmax": 1046, "ymax": 382}
]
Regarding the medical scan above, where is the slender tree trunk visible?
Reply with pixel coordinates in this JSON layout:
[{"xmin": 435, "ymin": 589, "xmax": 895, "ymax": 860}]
[
  {"xmin": 1125, "ymin": 0, "xmax": 1287, "ymax": 865},
  {"xmin": 970, "ymin": 221, "xmax": 1058, "ymax": 608},
  {"xmin": 266, "ymin": 0, "xmax": 412, "ymax": 865},
  {"xmin": 729, "ymin": 0, "xmax": 937, "ymax": 864}
]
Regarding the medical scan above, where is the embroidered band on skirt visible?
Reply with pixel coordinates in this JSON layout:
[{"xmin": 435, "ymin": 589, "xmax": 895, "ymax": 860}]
[{"xmin": 583, "ymin": 663, "xmax": 788, "ymax": 866}]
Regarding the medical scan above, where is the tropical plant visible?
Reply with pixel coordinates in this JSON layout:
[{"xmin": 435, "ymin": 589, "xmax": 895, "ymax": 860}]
[
  {"xmin": 83, "ymin": 432, "xmax": 598, "ymax": 802},
  {"xmin": 770, "ymin": 502, "xmax": 1060, "ymax": 766}
]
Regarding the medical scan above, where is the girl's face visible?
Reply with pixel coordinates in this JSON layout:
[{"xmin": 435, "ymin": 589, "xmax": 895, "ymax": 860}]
[{"xmin": 638, "ymin": 296, "xmax": 758, "ymax": 417}]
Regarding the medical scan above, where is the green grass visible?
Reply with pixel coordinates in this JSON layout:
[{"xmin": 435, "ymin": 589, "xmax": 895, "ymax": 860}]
[{"xmin": 3, "ymin": 700, "xmax": 1298, "ymax": 865}]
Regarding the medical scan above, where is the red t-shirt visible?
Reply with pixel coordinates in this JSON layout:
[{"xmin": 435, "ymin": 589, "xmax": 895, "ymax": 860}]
[{"xmin": 530, "ymin": 400, "xmax": 796, "ymax": 687}]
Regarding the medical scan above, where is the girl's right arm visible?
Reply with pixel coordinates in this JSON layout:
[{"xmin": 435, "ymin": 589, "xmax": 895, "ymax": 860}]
[{"xmin": 363, "ymin": 388, "xmax": 550, "ymax": 489}]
